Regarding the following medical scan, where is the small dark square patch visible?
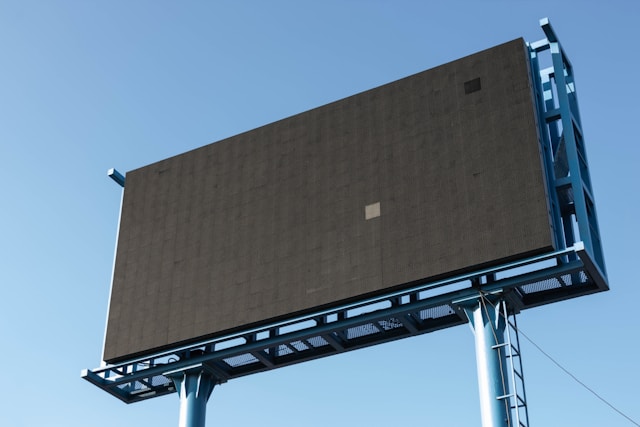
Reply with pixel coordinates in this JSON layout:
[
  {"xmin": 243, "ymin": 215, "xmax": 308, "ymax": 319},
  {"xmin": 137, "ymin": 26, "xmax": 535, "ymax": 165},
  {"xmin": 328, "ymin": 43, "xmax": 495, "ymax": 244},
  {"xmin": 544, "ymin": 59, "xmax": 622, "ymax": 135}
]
[{"xmin": 464, "ymin": 78, "xmax": 482, "ymax": 94}]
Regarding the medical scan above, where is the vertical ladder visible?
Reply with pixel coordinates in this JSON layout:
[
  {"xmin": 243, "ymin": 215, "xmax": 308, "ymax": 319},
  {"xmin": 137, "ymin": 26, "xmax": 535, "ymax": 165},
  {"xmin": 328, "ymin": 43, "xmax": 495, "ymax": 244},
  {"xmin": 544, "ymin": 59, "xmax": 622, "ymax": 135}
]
[
  {"xmin": 495, "ymin": 303, "xmax": 530, "ymax": 427},
  {"xmin": 462, "ymin": 295, "xmax": 529, "ymax": 427}
]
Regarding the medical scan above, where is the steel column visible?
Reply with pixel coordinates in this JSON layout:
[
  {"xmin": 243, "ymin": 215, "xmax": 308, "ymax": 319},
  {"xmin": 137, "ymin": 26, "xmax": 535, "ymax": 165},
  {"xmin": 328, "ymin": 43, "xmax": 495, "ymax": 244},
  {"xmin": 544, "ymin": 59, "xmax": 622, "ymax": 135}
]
[
  {"xmin": 465, "ymin": 299, "xmax": 510, "ymax": 427},
  {"xmin": 165, "ymin": 365, "xmax": 217, "ymax": 427}
]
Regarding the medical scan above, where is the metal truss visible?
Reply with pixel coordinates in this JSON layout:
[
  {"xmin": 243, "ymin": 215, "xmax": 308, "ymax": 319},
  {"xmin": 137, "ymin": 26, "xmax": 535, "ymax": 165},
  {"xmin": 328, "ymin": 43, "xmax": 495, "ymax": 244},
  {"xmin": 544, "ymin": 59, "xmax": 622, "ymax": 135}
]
[
  {"xmin": 83, "ymin": 18, "xmax": 609, "ymax": 406},
  {"xmin": 83, "ymin": 242, "xmax": 606, "ymax": 404},
  {"xmin": 528, "ymin": 18, "xmax": 607, "ymax": 279}
]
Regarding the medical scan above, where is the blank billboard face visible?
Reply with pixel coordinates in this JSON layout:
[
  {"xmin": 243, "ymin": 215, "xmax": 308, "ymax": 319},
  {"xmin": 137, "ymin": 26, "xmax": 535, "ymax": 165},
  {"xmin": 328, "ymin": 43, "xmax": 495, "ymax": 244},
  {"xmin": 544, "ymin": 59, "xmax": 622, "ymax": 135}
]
[{"xmin": 103, "ymin": 38, "xmax": 554, "ymax": 363}]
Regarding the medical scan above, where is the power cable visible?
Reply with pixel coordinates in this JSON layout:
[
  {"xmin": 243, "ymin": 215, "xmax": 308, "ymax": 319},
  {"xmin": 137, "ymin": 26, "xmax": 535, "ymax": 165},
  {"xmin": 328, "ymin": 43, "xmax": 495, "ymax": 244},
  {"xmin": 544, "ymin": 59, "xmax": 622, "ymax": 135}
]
[{"xmin": 479, "ymin": 293, "xmax": 640, "ymax": 427}]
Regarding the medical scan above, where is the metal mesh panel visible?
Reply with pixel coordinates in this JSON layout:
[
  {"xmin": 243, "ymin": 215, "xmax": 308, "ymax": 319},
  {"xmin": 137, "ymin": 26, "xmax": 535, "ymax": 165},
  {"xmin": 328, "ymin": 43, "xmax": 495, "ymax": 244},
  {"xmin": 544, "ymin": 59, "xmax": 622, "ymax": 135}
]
[
  {"xmin": 223, "ymin": 353, "xmax": 259, "ymax": 368},
  {"xmin": 377, "ymin": 317, "xmax": 404, "ymax": 331},
  {"xmin": 519, "ymin": 277, "xmax": 561, "ymax": 293},
  {"xmin": 418, "ymin": 304, "xmax": 455, "ymax": 321},
  {"xmin": 519, "ymin": 269, "xmax": 590, "ymax": 294},
  {"xmin": 151, "ymin": 375, "xmax": 171, "ymax": 387},
  {"xmin": 277, "ymin": 344, "xmax": 293, "ymax": 357},
  {"xmin": 579, "ymin": 270, "xmax": 588, "ymax": 283},
  {"xmin": 345, "ymin": 323, "xmax": 380, "ymax": 339},
  {"xmin": 305, "ymin": 336, "xmax": 329, "ymax": 348},
  {"xmin": 289, "ymin": 340, "xmax": 309, "ymax": 352},
  {"xmin": 117, "ymin": 380, "xmax": 148, "ymax": 392},
  {"xmin": 563, "ymin": 271, "xmax": 589, "ymax": 285}
]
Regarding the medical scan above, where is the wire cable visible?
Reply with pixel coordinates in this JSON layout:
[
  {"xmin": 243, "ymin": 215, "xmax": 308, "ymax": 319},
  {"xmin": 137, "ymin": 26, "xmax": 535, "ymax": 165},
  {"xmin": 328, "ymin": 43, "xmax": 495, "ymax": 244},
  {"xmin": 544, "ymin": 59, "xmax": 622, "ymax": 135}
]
[
  {"xmin": 516, "ymin": 326, "xmax": 640, "ymax": 426},
  {"xmin": 479, "ymin": 293, "xmax": 640, "ymax": 427}
]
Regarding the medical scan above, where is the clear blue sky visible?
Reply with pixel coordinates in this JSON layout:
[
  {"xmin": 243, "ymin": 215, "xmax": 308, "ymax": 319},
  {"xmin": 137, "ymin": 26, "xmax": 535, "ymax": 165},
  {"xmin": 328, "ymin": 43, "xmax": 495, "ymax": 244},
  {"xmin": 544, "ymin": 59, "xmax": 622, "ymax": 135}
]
[{"xmin": 1, "ymin": 1, "xmax": 638, "ymax": 426}]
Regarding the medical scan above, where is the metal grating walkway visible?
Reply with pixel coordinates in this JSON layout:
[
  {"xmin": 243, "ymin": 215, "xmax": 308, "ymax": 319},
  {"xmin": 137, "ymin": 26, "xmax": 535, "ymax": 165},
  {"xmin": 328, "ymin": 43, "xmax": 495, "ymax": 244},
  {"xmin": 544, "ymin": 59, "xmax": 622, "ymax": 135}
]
[{"xmin": 83, "ymin": 242, "xmax": 606, "ymax": 404}]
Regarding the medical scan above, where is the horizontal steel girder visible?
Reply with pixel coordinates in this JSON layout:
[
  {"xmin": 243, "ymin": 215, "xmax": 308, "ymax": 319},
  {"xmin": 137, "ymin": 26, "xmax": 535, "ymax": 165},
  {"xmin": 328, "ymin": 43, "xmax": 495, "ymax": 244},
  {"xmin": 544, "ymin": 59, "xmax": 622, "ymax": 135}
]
[{"xmin": 82, "ymin": 243, "xmax": 606, "ymax": 404}]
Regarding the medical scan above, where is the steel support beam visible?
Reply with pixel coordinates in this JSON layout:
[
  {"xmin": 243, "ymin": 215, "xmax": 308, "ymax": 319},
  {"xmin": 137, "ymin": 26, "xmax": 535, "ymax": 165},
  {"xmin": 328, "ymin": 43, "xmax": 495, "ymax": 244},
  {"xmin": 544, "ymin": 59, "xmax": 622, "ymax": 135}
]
[
  {"xmin": 165, "ymin": 365, "xmax": 218, "ymax": 427},
  {"xmin": 464, "ymin": 298, "xmax": 510, "ymax": 427}
]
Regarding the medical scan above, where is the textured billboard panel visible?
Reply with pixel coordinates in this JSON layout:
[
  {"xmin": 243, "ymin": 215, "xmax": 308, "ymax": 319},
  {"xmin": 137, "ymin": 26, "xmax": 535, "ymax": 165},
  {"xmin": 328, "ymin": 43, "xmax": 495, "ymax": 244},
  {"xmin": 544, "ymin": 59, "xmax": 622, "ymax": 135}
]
[{"xmin": 103, "ymin": 38, "xmax": 554, "ymax": 363}]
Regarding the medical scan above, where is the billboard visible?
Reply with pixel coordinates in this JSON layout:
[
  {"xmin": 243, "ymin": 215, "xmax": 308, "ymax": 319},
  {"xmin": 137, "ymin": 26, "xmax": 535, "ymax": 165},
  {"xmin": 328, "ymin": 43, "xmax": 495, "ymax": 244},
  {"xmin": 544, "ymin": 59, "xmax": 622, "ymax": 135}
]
[{"xmin": 103, "ymin": 38, "xmax": 554, "ymax": 363}]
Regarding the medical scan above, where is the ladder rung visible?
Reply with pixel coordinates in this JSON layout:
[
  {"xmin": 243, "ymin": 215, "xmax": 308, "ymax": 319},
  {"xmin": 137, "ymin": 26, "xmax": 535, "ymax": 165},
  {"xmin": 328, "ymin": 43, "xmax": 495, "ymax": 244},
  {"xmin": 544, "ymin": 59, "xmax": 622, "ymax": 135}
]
[
  {"xmin": 484, "ymin": 308, "xmax": 529, "ymax": 426},
  {"xmin": 497, "ymin": 393, "xmax": 514, "ymax": 400}
]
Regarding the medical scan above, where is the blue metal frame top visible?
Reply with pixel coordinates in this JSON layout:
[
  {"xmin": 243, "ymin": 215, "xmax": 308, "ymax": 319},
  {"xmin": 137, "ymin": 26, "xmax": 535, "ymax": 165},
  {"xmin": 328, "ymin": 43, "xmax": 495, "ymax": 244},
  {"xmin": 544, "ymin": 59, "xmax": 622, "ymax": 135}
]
[{"xmin": 83, "ymin": 18, "xmax": 608, "ymax": 404}]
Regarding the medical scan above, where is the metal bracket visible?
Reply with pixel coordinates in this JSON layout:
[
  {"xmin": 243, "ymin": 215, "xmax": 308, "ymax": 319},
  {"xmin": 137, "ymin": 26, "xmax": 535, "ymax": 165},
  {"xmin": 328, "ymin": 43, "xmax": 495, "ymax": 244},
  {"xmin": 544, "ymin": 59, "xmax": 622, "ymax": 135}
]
[{"xmin": 107, "ymin": 168, "xmax": 125, "ymax": 187}]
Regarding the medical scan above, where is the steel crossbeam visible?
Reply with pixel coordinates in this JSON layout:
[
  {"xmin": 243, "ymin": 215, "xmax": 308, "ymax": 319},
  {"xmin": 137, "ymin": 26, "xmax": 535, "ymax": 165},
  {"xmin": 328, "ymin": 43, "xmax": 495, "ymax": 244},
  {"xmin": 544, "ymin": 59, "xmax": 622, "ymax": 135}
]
[{"xmin": 82, "ymin": 243, "xmax": 605, "ymax": 404}]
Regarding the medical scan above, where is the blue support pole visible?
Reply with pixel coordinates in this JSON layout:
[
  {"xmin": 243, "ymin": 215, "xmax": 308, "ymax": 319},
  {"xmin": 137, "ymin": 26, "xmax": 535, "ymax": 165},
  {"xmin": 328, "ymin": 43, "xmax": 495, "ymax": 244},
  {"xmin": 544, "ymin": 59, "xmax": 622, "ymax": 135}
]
[
  {"xmin": 165, "ymin": 365, "xmax": 217, "ymax": 427},
  {"xmin": 465, "ymin": 299, "xmax": 510, "ymax": 427}
]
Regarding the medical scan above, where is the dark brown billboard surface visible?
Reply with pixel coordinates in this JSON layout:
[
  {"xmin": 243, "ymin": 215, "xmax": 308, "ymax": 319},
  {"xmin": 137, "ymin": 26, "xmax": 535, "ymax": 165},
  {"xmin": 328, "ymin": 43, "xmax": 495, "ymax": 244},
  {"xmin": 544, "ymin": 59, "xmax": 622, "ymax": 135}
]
[{"xmin": 103, "ymin": 38, "xmax": 554, "ymax": 363}]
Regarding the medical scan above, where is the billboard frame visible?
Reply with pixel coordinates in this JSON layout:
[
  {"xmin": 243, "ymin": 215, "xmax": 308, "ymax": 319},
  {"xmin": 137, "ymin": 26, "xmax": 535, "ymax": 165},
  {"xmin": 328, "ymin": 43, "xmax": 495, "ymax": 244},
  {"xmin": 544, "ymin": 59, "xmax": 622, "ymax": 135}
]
[{"xmin": 83, "ymin": 19, "xmax": 608, "ymax": 411}]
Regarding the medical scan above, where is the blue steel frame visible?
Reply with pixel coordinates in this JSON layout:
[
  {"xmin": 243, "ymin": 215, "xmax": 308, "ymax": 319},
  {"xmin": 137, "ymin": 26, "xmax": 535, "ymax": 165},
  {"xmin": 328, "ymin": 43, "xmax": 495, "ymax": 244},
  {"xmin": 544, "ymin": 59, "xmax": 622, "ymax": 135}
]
[
  {"xmin": 529, "ymin": 18, "xmax": 607, "ymax": 278},
  {"xmin": 83, "ymin": 19, "xmax": 608, "ymax": 410}
]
